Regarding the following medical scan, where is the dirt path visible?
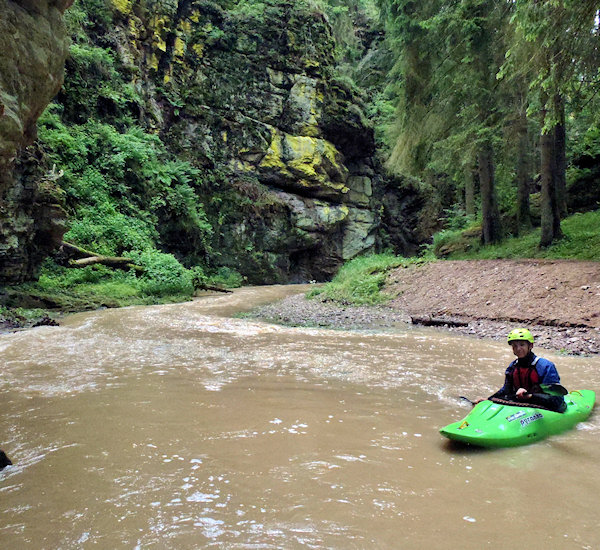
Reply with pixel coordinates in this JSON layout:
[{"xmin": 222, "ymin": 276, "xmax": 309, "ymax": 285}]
[
  {"xmin": 386, "ymin": 259, "xmax": 600, "ymax": 328},
  {"xmin": 253, "ymin": 259, "xmax": 600, "ymax": 355}
]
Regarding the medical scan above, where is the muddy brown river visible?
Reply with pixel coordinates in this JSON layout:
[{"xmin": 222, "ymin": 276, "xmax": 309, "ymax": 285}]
[{"xmin": 1, "ymin": 285, "xmax": 599, "ymax": 548}]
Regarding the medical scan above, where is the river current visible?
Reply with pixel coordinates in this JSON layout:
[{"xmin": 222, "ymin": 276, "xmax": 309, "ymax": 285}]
[{"xmin": 1, "ymin": 285, "xmax": 599, "ymax": 549}]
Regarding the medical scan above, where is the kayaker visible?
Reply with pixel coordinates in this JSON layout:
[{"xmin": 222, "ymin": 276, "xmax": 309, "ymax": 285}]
[{"xmin": 474, "ymin": 328, "xmax": 567, "ymax": 412}]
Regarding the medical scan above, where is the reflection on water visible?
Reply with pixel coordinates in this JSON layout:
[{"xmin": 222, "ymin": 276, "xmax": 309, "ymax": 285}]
[{"xmin": 1, "ymin": 285, "xmax": 599, "ymax": 548}]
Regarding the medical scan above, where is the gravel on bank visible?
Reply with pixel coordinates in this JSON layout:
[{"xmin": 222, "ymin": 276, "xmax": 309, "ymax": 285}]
[{"xmin": 250, "ymin": 293, "xmax": 600, "ymax": 356}]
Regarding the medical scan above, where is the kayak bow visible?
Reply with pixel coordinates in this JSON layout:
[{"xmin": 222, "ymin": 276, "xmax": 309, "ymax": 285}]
[{"xmin": 440, "ymin": 390, "xmax": 595, "ymax": 448}]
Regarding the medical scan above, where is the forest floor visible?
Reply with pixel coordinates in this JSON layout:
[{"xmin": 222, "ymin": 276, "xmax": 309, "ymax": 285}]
[{"xmin": 252, "ymin": 259, "xmax": 600, "ymax": 355}]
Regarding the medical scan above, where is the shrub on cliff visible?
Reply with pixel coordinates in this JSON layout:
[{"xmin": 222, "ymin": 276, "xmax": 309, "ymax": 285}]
[{"xmin": 38, "ymin": 110, "xmax": 213, "ymax": 259}]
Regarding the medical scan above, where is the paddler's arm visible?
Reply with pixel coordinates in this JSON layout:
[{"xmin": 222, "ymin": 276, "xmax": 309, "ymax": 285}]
[
  {"xmin": 472, "ymin": 386, "xmax": 509, "ymax": 405},
  {"xmin": 472, "ymin": 369, "xmax": 514, "ymax": 406}
]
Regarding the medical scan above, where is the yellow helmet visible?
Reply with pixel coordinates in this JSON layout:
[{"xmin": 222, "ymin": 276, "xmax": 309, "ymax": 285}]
[{"xmin": 507, "ymin": 328, "xmax": 534, "ymax": 344}]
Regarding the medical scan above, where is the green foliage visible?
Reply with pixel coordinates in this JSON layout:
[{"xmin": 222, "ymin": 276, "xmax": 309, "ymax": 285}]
[
  {"xmin": 425, "ymin": 225, "xmax": 479, "ymax": 259},
  {"xmin": 230, "ymin": 0, "xmax": 268, "ymax": 17},
  {"xmin": 38, "ymin": 262, "xmax": 121, "ymax": 289},
  {"xmin": 64, "ymin": 0, "xmax": 113, "ymax": 43},
  {"xmin": 38, "ymin": 112, "xmax": 213, "ymax": 259},
  {"xmin": 0, "ymin": 306, "xmax": 48, "ymax": 323},
  {"xmin": 126, "ymin": 251, "xmax": 192, "ymax": 297},
  {"xmin": 66, "ymin": 206, "xmax": 157, "ymax": 256},
  {"xmin": 367, "ymin": 89, "xmax": 397, "ymax": 152},
  {"xmin": 207, "ymin": 267, "xmax": 245, "ymax": 288},
  {"xmin": 439, "ymin": 210, "xmax": 600, "ymax": 261},
  {"xmin": 19, "ymin": 261, "xmax": 161, "ymax": 311},
  {"xmin": 61, "ymin": 42, "xmax": 140, "ymax": 123},
  {"xmin": 378, "ymin": 0, "xmax": 600, "ymax": 249},
  {"xmin": 307, "ymin": 253, "xmax": 411, "ymax": 305},
  {"xmin": 13, "ymin": 254, "xmax": 245, "ymax": 315}
]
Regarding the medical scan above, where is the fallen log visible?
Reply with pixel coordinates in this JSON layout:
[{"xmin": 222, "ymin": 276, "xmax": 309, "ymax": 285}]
[
  {"xmin": 58, "ymin": 241, "xmax": 144, "ymax": 273},
  {"xmin": 59, "ymin": 242, "xmax": 232, "ymax": 292},
  {"xmin": 59, "ymin": 241, "xmax": 101, "ymax": 259},
  {"xmin": 69, "ymin": 255, "xmax": 144, "ymax": 273},
  {"xmin": 196, "ymin": 284, "xmax": 233, "ymax": 294},
  {"xmin": 410, "ymin": 316, "xmax": 469, "ymax": 328}
]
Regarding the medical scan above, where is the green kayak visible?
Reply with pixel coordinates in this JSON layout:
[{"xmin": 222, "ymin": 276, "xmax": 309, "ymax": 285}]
[{"xmin": 440, "ymin": 389, "xmax": 595, "ymax": 448}]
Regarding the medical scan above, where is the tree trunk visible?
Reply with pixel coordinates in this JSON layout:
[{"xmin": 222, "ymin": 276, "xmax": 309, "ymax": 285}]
[
  {"xmin": 539, "ymin": 113, "xmax": 563, "ymax": 247},
  {"xmin": 464, "ymin": 165, "xmax": 476, "ymax": 217},
  {"xmin": 554, "ymin": 94, "xmax": 568, "ymax": 217},
  {"xmin": 58, "ymin": 241, "xmax": 144, "ymax": 273},
  {"xmin": 478, "ymin": 142, "xmax": 501, "ymax": 244},
  {"xmin": 515, "ymin": 110, "xmax": 531, "ymax": 234}
]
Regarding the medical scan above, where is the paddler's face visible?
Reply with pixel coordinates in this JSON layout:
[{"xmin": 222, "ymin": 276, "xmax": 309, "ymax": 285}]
[{"xmin": 511, "ymin": 340, "xmax": 533, "ymax": 359}]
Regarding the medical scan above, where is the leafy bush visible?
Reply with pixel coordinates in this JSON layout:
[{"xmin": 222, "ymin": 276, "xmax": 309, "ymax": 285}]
[
  {"xmin": 38, "ymin": 113, "xmax": 213, "ymax": 258},
  {"xmin": 308, "ymin": 253, "xmax": 408, "ymax": 305},
  {"xmin": 134, "ymin": 250, "xmax": 194, "ymax": 297},
  {"xmin": 208, "ymin": 267, "xmax": 244, "ymax": 288}
]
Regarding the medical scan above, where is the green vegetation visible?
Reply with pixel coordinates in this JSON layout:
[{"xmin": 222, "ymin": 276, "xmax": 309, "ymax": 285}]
[
  {"xmin": 436, "ymin": 210, "xmax": 600, "ymax": 261},
  {"xmin": 377, "ymin": 0, "xmax": 600, "ymax": 248},
  {"xmin": 307, "ymin": 253, "xmax": 418, "ymax": 305},
  {"xmin": 38, "ymin": 109, "xmax": 213, "ymax": 258},
  {"xmin": 4, "ymin": 0, "xmax": 600, "ymax": 325},
  {"xmin": 1, "ymin": 258, "xmax": 244, "ymax": 327},
  {"xmin": 314, "ymin": 208, "xmax": 600, "ymax": 308},
  {"xmin": 29, "ymin": 105, "xmax": 240, "ymax": 311}
]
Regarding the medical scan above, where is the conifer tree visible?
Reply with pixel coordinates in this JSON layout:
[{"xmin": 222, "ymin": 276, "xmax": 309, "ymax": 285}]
[
  {"xmin": 380, "ymin": 0, "xmax": 508, "ymax": 243},
  {"xmin": 508, "ymin": 0, "xmax": 600, "ymax": 247}
]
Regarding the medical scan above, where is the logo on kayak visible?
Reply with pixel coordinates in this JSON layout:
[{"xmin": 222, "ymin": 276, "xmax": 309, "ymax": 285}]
[
  {"xmin": 458, "ymin": 420, "xmax": 469, "ymax": 430},
  {"xmin": 506, "ymin": 411, "xmax": 527, "ymax": 422},
  {"xmin": 520, "ymin": 412, "xmax": 543, "ymax": 427}
]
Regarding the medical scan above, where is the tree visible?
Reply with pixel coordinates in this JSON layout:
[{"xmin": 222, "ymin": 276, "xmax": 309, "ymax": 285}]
[
  {"xmin": 509, "ymin": 0, "xmax": 600, "ymax": 247},
  {"xmin": 380, "ymin": 0, "xmax": 508, "ymax": 243}
]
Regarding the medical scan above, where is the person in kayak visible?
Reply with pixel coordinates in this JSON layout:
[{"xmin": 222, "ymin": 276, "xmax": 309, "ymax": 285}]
[{"xmin": 474, "ymin": 328, "xmax": 567, "ymax": 412}]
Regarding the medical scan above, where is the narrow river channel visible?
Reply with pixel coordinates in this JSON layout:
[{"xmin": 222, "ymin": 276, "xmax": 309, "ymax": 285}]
[{"xmin": 1, "ymin": 285, "xmax": 599, "ymax": 548}]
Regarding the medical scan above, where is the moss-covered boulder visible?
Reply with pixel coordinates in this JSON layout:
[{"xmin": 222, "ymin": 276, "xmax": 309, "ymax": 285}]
[{"xmin": 258, "ymin": 129, "xmax": 349, "ymax": 200}]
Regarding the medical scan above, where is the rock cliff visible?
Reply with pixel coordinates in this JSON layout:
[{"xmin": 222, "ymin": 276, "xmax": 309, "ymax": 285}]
[
  {"xmin": 124, "ymin": 0, "xmax": 383, "ymax": 282},
  {"xmin": 0, "ymin": 0, "xmax": 72, "ymax": 283},
  {"xmin": 0, "ymin": 0, "xmax": 424, "ymax": 285}
]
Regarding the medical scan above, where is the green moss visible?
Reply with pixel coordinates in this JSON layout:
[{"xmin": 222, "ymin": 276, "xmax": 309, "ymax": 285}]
[
  {"xmin": 260, "ymin": 130, "xmax": 349, "ymax": 192},
  {"xmin": 110, "ymin": 0, "xmax": 132, "ymax": 15}
]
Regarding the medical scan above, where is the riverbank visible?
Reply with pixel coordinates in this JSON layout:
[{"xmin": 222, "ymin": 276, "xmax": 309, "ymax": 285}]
[
  {"xmin": 4, "ymin": 259, "xmax": 600, "ymax": 355},
  {"xmin": 252, "ymin": 259, "xmax": 600, "ymax": 355}
]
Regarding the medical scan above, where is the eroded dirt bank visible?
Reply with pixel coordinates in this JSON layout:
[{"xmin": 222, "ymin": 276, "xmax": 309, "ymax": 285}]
[{"xmin": 253, "ymin": 259, "xmax": 600, "ymax": 355}]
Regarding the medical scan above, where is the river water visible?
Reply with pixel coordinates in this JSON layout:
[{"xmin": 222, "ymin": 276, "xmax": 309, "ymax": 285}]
[{"xmin": 1, "ymin": 285, "xmax": 599, "ymax": 549}]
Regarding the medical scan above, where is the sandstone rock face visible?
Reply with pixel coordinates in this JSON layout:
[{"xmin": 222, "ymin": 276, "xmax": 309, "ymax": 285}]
[
  {"xmin": 0, "ymin": 0, "xmax": 72, "ymax": 283},
  {"xmin": 110, "ymin": 0, "xmax": 383, "ymax": 282},
  {"xmin": 0, "ymin": 0, "xmax": 421, "ymax": 285}
]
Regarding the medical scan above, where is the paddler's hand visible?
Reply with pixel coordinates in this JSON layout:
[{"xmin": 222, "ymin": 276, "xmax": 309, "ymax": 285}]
[{"xmin": 516, "ymin": 388, "xmax": 531, "ymax": 400}]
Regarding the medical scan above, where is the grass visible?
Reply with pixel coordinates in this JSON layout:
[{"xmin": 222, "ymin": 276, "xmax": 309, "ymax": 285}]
[
  {"xmin": 445, "ymin": 210, "xmax": 600, "ymax": 261},
  {"xmin": 307, "ymin": 209, "xmax": 600, "ymax": 308},
  {"xmin": 306, "ymin": 253, "xmax": 422, "ymax": 305},
  {"xmin": 0, "ymin": 260, "xmax": 243, "ymax": 328}
]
